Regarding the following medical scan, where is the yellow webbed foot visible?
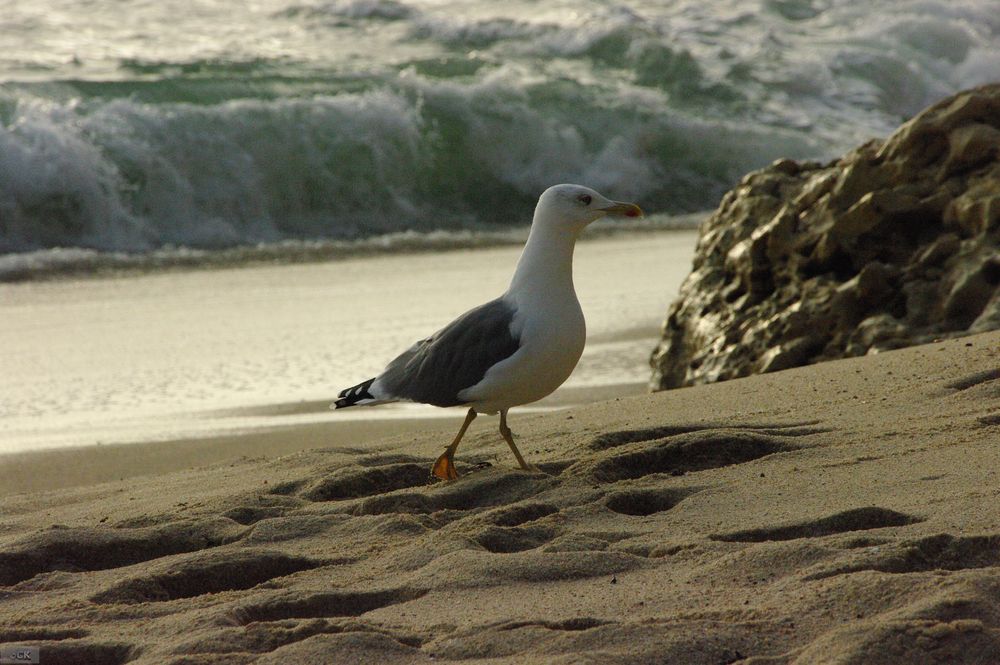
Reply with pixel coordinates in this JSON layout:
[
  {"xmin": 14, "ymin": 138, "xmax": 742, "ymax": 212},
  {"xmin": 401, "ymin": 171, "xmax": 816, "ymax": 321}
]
[{"xmin": 431, "ymin": 452, "xmax": 460, "ymax": 480}]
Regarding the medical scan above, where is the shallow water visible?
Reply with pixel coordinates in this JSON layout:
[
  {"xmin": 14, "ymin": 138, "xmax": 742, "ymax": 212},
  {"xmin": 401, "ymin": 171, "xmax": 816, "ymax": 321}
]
[{"xmin": 0, "ymin": 231, "xmax": 697, "ymax": 453}]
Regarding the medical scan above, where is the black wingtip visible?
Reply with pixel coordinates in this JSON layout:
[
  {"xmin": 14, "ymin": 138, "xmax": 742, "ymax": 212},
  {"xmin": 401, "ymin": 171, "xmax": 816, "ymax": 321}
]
[{"xmin": 333, "ymin": 377, "xmax": 376, "ymax": 409}]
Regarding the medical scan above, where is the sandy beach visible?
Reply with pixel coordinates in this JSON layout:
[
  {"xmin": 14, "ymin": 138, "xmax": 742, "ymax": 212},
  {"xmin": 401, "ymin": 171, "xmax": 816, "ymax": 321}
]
[
  {"xmin": 4, "ymin": 2, "xmax": 1000, "ymax": 662},
  {"xmin": 1, "ymin": 326, "xmax": 998, "ymax": 663}
]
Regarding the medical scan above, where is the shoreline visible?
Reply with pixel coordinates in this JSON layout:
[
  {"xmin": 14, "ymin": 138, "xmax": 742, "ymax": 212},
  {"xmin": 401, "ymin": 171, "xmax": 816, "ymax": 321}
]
[
  {"xmin": 0, "ymin": 381, "xmax": 646, "ymax": 498},
  {"xmin": 0, "ymin": 218, "xmax": 703, "ymax": 284}
]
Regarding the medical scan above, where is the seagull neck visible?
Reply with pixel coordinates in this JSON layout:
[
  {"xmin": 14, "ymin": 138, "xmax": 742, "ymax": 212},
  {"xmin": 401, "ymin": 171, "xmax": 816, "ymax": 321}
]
[{"xmin": 507, "ymin": 222, "xmax": 580, "ymax": 300}]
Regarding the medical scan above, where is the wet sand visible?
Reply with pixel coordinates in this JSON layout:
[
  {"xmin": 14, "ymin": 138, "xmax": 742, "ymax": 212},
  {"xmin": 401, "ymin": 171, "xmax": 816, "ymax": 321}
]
[{"xmin": 0, "ymin": 230, "xmax": 697, "ymax": 455}]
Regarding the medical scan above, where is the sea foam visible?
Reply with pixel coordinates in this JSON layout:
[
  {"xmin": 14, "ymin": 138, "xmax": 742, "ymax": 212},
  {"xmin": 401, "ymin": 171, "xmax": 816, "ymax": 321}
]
[{"xmin": 1, "ymin": 0, "xmax": 997, "ymax": 270}]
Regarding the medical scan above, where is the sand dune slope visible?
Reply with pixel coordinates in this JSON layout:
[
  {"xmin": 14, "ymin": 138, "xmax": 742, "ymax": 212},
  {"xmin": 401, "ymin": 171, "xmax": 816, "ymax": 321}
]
[{"xmin": 2, "ymin": 331, "xmax": 999, "ymax": 664}]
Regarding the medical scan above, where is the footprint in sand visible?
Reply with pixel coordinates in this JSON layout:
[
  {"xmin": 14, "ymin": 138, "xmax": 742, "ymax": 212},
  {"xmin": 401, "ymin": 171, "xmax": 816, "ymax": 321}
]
[
  {"xmin": 0, "ymin": 517, "xmax": 245, "ymax": 587},
  {"xmin": 299, "ymin": 462, "xmax": 433, "ymax": 502},
  {"xmin": 341, "ymin": 470, "xmax": 556, "ymax": 516},
  {"xmin": 944, "ymin": 368, "xmax": 1000, "ymax": 392},
  {"xmin": 575, "ymin": 427, "xmax": 809, "ymax": 483},
  {"xmin": 232, "ymin": 587, "xmax": 428, "ymax": 624},
  {"xmin": 604, "ymin": 487, "xmax": 695, "ymax": 517},
  {"xmin": 588, "ymin": 420, "xmax": 831, "ymax": 451},
  {"xmin": 89, "ymin": 549, "xmax": 325, "ymax": 605},
  {"xmin": 710, "ymin": 506, "xmax": 923, "ymax": 543},
  {"xmin": 805, "ymin": 532, "xmax": 1000, "ymax": 580}
]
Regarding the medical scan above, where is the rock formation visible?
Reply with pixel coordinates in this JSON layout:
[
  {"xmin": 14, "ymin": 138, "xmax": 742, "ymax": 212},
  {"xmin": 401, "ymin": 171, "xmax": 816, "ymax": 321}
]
[{"xmin": 651, "ymin": 84, "xmax": 1000, "ymax": 390}]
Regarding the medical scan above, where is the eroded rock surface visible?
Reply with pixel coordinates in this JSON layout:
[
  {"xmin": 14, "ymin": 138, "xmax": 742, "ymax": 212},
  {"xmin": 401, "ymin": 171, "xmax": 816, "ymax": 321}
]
[{"xmin": 651, "ymin": 84, "xmax": 1000, "ymax": 390}]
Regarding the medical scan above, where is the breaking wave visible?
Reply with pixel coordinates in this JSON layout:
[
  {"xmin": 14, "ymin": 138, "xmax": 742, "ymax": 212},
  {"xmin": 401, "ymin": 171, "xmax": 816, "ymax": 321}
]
[{"xmin": 1, "ymin": 0, "xmax": 997, "ymax": 274}]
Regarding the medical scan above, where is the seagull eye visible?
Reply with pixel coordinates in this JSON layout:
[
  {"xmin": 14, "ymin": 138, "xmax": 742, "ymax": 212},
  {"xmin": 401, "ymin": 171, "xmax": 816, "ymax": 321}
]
[{"xmin": 579, "ymin": 195, "xmax": 592, "ymax": 205}]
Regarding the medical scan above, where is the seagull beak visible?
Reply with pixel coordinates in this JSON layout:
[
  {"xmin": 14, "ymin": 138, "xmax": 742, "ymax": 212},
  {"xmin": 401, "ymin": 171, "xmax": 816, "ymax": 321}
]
[{"xmin": 600, "ymin": 201, "xmax": 644, "ymax": 218}]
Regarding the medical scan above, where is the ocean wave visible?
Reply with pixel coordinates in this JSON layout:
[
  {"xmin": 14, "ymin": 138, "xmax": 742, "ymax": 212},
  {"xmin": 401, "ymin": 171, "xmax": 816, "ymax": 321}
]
[
  {"xmin": 1, "ymin": 0, "xmax": 997, "ymax": 263},
  {"xmin": 409, "ymin": 16, "xmax": 555, "ymax": 49},
  {"xmin": 1, "ymin": 89, "xmax": 429, "ymax": 252},
  {"xmin": 279, "ymin": 0, "xmax": 415, "ymax": 22},
  {"xmin": 0, "ymin": 73, "xmax": 813, "ymax": 255}
]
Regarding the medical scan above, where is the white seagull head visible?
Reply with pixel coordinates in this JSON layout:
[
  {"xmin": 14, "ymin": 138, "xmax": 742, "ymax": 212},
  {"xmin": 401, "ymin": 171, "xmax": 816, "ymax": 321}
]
[{"xmin": 533, "ymin": 184, "xmax": 643, "ymax": 233}]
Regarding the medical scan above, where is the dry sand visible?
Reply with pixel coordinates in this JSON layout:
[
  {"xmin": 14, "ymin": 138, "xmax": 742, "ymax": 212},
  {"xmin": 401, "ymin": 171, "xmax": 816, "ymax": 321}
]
[{"xmin": 2, "ymin": 330, "xmax": 999, "ymax": 664}]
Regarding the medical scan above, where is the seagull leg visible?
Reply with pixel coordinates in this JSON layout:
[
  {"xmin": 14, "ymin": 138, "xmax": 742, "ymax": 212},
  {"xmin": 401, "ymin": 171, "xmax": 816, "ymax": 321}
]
[
  {"xmin": 499, "ymin": 409, "xmax": 536, "ymax": 472},
  {"xmin": 432, "ymin": 408, "xmax": 477, "ymax": 480}
]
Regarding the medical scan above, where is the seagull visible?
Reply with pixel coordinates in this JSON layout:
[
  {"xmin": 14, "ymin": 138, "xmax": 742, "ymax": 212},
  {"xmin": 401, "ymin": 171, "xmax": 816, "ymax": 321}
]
[{"xmin": 332, "ymin": 184, "xmax": 642, "ymax": 480}]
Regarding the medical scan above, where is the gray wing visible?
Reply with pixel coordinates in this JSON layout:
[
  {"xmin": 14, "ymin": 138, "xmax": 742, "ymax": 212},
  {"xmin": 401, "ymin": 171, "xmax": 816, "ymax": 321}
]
[{"xmin": 378, "ymin": 297, "xmax": 521, "ymax": 407}]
